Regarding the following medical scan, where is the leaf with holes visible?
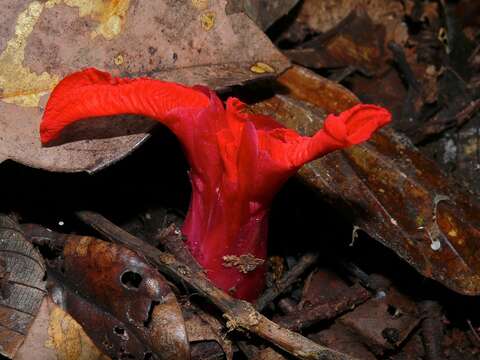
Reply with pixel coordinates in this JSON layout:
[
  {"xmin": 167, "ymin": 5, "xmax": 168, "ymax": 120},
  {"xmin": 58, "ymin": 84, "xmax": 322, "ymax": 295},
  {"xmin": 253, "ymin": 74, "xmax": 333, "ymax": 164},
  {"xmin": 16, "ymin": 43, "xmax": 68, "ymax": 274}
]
[{"xmin": 46, "ymin": 233, "xmax": 189, "ymax": 360}]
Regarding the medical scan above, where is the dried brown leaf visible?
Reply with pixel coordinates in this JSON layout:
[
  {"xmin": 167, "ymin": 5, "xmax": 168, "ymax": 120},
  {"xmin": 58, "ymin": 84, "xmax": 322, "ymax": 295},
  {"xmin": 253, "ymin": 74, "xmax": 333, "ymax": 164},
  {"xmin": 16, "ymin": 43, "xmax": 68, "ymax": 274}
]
[
  {"xmin": 0, "ymin": 0, "xmax": 289, "ymax": 173},
  {"xmin": 46, "ymin": 233, "xmax": 189, "ymax": 360},
  {"xmin": 0, "ymin": 215, "xmax": 46, "ymax": 359},
  {"xmin": 15, "ymin": 297, "xmax": 110, "ymax": 360}
]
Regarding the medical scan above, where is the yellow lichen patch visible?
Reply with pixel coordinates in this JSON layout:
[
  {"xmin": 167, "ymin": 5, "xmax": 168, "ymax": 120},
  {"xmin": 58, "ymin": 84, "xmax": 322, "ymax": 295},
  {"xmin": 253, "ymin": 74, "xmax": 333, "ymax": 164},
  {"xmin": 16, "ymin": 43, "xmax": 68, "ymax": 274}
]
[
  {"xmin": 46, "ymin": 305, "xmax": 111, "ymax": 360},
  {"xmin": 62, "ymin": 0, "xmax": 130, "ymax": 40},
  {"xmin": 0, "ymin": 0, "xmax": 131, "ymax": 108},
  {"xmin": 250, "ymin": 62, "xmax": 275, "ymax": 74},
  {"xmin": 113, "ymin": 53, "xmax": 124, "ymax": 65},
  {"xmin": 448, "ymin": 229, "xmax": 458, "ymax": 237},
  {"xmin": 0, "ymin": 1, "xmax": 60, "ymax": 107},
  {"xmin": 191, "ymin": 0, "xmax": 208, "ymax": 10},
  {"xmin": 64, "ymin": 236, "xmax": 92, "ymax": 257},
  {"xmin": 416, "ymin": 215, "xmax": 425, "ymax": 227},
  {"xmin": 463, "ymin": 137, "xmax": 478, "ymax": 156},
  {"xmin": 200, "ymin": 11, "xmax": 216, "ymax": 31}
]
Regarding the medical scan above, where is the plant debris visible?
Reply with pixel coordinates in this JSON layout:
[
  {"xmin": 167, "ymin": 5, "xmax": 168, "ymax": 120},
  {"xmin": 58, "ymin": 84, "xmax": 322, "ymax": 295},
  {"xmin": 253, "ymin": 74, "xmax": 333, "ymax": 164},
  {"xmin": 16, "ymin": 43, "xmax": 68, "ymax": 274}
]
[{"xmin": 222, "ymin": 254, "xmax": 265, "ymax": 274}]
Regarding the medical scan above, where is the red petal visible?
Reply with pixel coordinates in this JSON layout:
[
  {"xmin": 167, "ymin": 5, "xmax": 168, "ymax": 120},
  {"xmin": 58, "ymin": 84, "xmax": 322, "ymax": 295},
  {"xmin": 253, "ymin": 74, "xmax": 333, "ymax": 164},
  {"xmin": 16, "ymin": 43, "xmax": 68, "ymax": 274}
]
[
  {"xmin": 40, "ymin": 68, "xmax": 209, "ymax": 144},
  {"xmin": 323, "ymin": 104, "xmax": 391, "ymax": 145},
  {"xmin": 286, "ymin": 104, "xmax": 392, "ymax": 166}
]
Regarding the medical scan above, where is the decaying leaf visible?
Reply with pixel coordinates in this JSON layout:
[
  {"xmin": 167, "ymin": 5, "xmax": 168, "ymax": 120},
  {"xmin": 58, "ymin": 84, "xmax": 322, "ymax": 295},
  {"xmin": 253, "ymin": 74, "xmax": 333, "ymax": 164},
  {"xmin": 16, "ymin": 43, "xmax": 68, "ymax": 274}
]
[
  {"xmin": 15, "ymin": 297, "xmax": 111, "ymax": 360},
  {"xmin": 338, "ymin": 283, "xmax": 419, "ymax": 352},
  {"xmin": 285, "ymin": 7, "xmax": 388, "ymax": 75},
  {"xmin": 0, "ymin": 0, "xmax": 289, "ymax": 173},
  {"xmin": 251, "ymin": 66, "xmax": 480, "ymax": 296},
  {"xmin": 298, "ymin": 270, "xmax": 416, "ymax": 358},
  {"xmin": 309, "ymin": 323, "xmax": 377, "ymax": 360},
  {"xmin": 26, "ymin": 227, "xmax": 190, "ymax": 360},
  {"xmin": 0, "ymin": 214, "xmax": 46, "ymax": 359}
]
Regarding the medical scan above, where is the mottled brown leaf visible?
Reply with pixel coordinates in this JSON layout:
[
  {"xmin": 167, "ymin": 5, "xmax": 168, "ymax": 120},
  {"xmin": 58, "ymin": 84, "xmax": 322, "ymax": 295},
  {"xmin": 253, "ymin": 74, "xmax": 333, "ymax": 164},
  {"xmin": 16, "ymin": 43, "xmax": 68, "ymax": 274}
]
[
  {"xmin": 0, "ymin": 215, "xmax": 46, "ymax": 359},
  {"xmin": 43, "ymin": 232, "xmax": 189, "ymax": 360},
  {"xmin": 15, "ymin": 297, "xmax": 111, "ymax": 360},
  {"xmin": 0, "ymin": 0, "xmax": 289, "ymax": 173}
]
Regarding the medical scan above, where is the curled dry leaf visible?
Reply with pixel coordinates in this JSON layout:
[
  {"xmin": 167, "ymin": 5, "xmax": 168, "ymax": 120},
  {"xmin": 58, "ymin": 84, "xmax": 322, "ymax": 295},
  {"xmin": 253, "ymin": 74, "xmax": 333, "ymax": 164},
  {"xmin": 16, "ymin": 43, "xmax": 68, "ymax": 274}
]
[
  {"xmin": 0, "ymin": 215, "xmax": 46, "ymax": 359},
  {"xmin": 251, "ymin": 66, "xmax": 480, "ymax": 296},
  {"xmin": 26, "ymin": 227, "xmax": 190, "ymax": 360},
  {"xmin": 0, "ymin": 0, "xmax": 289, "ymax": 172},
  {"xmin": 296, "ymin": 0, "xmax": 407, "ymax": 45}
]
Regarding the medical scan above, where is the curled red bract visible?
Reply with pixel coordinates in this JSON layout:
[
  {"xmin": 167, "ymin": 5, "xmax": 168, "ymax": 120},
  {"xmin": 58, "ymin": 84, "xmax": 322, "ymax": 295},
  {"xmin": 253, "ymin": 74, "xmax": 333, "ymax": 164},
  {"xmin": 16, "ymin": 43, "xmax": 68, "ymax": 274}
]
[{"xmin": 40, "ymin": 68, "xmax": 391, "ymax": 300}]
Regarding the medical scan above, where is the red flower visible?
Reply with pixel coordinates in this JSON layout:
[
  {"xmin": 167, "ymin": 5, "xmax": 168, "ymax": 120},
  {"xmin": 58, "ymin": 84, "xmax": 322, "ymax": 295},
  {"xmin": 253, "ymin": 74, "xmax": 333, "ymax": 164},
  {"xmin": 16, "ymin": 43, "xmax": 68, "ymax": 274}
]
[{"xmin": 40, "ymin": 68, "xmax": 391, "ymax": 300}]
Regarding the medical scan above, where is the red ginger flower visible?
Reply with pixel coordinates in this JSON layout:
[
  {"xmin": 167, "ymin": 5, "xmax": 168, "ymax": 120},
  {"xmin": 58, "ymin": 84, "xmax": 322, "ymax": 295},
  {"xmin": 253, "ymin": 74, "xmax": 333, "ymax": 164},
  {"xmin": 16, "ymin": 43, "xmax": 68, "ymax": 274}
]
[{"xmin": 40, "ymin": 68, "xmax": 391, "ymax": 300}]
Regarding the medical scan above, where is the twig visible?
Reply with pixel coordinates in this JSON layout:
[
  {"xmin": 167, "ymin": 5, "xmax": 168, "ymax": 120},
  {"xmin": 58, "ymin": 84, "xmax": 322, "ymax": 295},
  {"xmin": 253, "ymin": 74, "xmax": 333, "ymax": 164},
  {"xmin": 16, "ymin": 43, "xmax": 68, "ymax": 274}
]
[
  {"xmin": 388, "ymin": 41, "xmax": 425, "ymax": 129},
  {"xmin": 412, "ymin": 99, "xmax": 480, "ymax": 144},
  {"xmin": 339, "ymin": 261, "xmax": 391, "ymax": 293},
  {"xmin": 274, "ymin": 284, "xmax": 371, "ymax": 332},
  {"xmin": 155, "ymin": 224, "xmax": 203, "ymax": 273},
  {"xmin": 157, "ymin": 222, "xmax": 290, "ymax": 359},
  {"xmin": 156, "ymin": 223, "xmax": 264, "ymax": 360},
  {"xmin": 255, "ymin": 253, "xmax": 319, "ymax": 312},
  {"xmin": 278, "ymin": 298, "xmax": 297, "ymax": 314},
  {"xmin": 467, "ymin": 319, "xmax": 480, "ymax": 348},
  {"xmin": 388, "ymin": 42, "xmax": 420, "ymax": 92},
  {"xmin": 76, "ymin": 210, "xmax": 359, "ymax": 360}
]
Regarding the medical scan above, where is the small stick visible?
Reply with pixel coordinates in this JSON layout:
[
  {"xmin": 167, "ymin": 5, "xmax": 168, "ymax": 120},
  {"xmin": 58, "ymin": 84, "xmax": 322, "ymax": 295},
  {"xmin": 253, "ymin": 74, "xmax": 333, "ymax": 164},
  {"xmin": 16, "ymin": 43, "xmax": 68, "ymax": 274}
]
[
  {"xmin": 76, "ymin": 210, "xmax": 359, "ymax": 360},
  {"xmin": 467, "ymin": 319, "xmax": 480, "ymax": 348},
  {"xmin": 412, "ymin": 99, "xmax": 480, "ymax": 144},
  {"xmin": 275, "ymin": 284, "xmax": 370, "ymax": 332},
  {"xmin": 156, "ymin": 223, "xmax": 265, "ymax": 359},
  {"xmin": 255, "ymin": 253, "xmax": 319, "ymax": 312},
  {"xmin": 155, "ymin": 224, "xmax": 203, "ymax": 273},
  {"xmin": 388, "ymin": 42, "xmax": 420, "ymax": 92}
]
